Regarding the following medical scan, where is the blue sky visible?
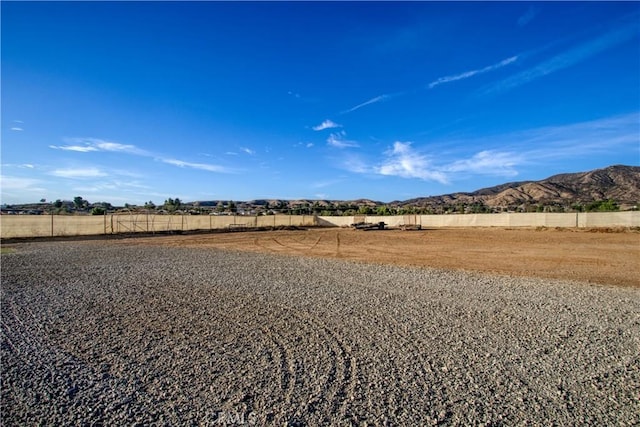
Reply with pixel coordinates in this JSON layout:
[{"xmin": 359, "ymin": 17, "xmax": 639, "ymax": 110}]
[{"xmin": 2, "ymin": 1, "xmax": 639, "ymax": 205}]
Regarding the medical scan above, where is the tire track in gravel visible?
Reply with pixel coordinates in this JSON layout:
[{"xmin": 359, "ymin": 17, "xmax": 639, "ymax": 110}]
[
  {"xmin": 287, "ymin": 256, "xmax": 444, "ymax": 422},
  {"xmin": 4, "ymin": 243, "xmax": 639, "ymax": 425},
  {"xmin": 291, "ymin": 309, "xmax": 358, "ymax": 423},
  {"xmin": 290, "ymin": 256, "xmax": 463, "ymax": 422},
  {"xmin": 258, "ymin": 324, "xmax": 297, "ymax": 406},
  {"xmin": 1, "ymin": 293, "xmax": 146, "ymax": 424},
  {"xmin": 183, "ymin": 287, "xmax": 356, "ymax": 425}
]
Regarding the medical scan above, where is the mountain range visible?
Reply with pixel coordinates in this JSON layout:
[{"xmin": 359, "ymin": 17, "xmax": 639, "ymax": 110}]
[
  {"xmin": 392, "ymin": 164, "xmax": 639, "ymax": 211},
  {"xmin": 4, "ymin": 165, "xmax": 639, "ymax": 214},
  {"xmin": 227, "ymin": 165, "xmax": 639, "ymax": 213}
]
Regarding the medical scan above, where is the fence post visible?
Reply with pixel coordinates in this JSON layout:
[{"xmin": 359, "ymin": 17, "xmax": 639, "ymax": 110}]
[{"xmin": 51, "ymin": 212, "xmax": 54, "ymax": 237}]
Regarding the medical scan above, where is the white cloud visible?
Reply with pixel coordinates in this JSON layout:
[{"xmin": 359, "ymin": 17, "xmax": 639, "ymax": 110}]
[
  {"xmin": 313, "ymin": 120, "xmax": 341, "ymax": 131},
  {"xmin": 341, "ymin": 155, "xmax": 370, "ymax": 174},
  {"xmin": 59, "ymin": 138, "xmax": 149, "ymax": 156},
  {"xmin": 73, "ymin": 179, "xmax": 150, "ymax": 194},
  {"xmin": 11, "ymin": 127, "xmax": 23, "ymax": 131},
  {"xmin": 240, "ymin": 147, "xmax": 255, "ymax": 155},
  {"xmin": 377, "ymin": 142, "xmax": 448, "ymax": 183},
  {"xmin": 444, "ymin": 150, "xmax": 521, "ymax": 176},
  {"xmin": 509, "ymin": 112, "xmax": 640, "ymax": 159},
  {"xmin": 429, "ymin": 56, "xmax": 519, "ymax": 89},
  {"xmin": 161, "ymin": 158, "xmax": 230, "ymax": 173},
  {"xmin": 327, "ymin": 131, "xmax": 359, "ymax": 149},
  {"xmin": 341, "ymin": 113, "xmax": 638, "ymax": 185},
  {"xmin": 2, "ymin": 163, "xmax": 35, "ymax": 169},
  {"xmin": 51, "ymin": 137, "xmax": 232, "ymax": 174},
  {"xmin": 0, "ymin": 175, "xmax": 48, "ymax": 202},
  {"xmin": 483, "ymin": 20, "xmax": 640, "ymax": 95},
  {"xmin": 342, "ymin": 93, "xmax": 398, "ymax": 114},
  {"xmin": 0, "ymin": 175, "xmax": 45, "ymax": 191},
  {"xmin": 50, "ymin": 144, "xmax": 99, "ymax": 152},
  {"xmin": 50, "ymin": 167, "xmax": 108, "ymax": 179}
]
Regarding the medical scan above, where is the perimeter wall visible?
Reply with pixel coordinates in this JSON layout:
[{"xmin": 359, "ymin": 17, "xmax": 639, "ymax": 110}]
[{"xmin": 1, "ymin": 211, "xmax": 638, "ymax": 239}]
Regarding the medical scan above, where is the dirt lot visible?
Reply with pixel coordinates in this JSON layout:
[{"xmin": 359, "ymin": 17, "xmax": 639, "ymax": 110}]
[{"xmin": 119, "ymin": 227, "xmax": 640, "ymax": 287}]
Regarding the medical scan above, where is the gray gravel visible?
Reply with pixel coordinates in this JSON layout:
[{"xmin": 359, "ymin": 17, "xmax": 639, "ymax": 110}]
[{"xmin": 1, "ymin": 241, "xmax": 639, "ymax": 426}]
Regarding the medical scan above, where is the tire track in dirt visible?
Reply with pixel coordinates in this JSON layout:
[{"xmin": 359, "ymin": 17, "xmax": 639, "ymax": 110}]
[{"xmin": 309, "ymin": 235, "xmax": 322, "ymax": 251}]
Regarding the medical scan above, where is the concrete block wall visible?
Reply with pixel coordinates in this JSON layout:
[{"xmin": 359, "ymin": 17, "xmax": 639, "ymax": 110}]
[{"xmin": 2, "ymin": 211, "xmax": 638, "ymax": 239}]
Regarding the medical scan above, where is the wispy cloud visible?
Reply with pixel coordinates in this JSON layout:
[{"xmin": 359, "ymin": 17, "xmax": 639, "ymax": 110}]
[
  {"xmin": 2, "ymin": 163, "xmax": 35, "ymax": 169},
  {"xmin": 294, "ymin": 142, "xmax": 314, "ymax": 149},
  {"xmin": 312, "ymin": 179, "xmax": 343, "ymax": 189},
  {"xmin": 345, "ymin": 55, "xmax": 519, "ymax": 113},
  {"xmin": 73, "ymin": 179, "xmax": 150, "ymax": 194},
  {"xmin": 510, "ymin": 112, "xmax": 640, "ymax": 160},
  {"xmin": 339, "ymin": 154, "xmax": 370, "ymax": 175},
  {"xmin": 444, "ymin": 150, "xmax": 521, "ymax": 177},
  {"xmin": 342, "ymin": 93, "xmax": 400, "ymax": 114},
  {"xmin": 483, "ymin": 20, "xmax": 640, "ymax": 95},
  {"xmin": 517, "ymin": 6, "xmax": 539, "ymax": 27},
  {"xmin": 0, "ymin": 175, "xmax": 48, "ymax": 202},
  {"xmin": 50, "ymin": 137, "xmax": 231, "ymax": 174},
  {"xmin": 50, "ymin": 167, "xmax": 108, "ymax": 179},
  {"xmin": 0, "ymin": 175, "xmax": 45, "ymax": 191},
  {"xmin": 161, "ymin": 159, "xmax": 230, "ymax": 173},
  {"xmin": 50, "ymin": 144, "xmax": 99, "ymax": 152},
  {"xmin": 240, "ymin": 147, "xmax": 255, "ymax": 155},
  {"xmin": 313, "ymin": 119, "xmax": 341, "ymax": 131},
  {"xmin": 346, "ymin": 113, "xmax": 638, "ymax": 184},
  {"xmin": 429, "ymin": 56, "xmax": 519, "ymax": 89},
  {"xmin": 377, "ymin": 142, "xmax": 448, "ymax": 183},
  {"xmin": 327, "ymin": 131, "xmax": 359, "ymax": 149},
  {"xmin": 10, "ymin": 120, "xmax": 24, "ymax": 131},
  {"xmin": 54, "ymin": 138, "xmax": 150, "ymax": 156}
]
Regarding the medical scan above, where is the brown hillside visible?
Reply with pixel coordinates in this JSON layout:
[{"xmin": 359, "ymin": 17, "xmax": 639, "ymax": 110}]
[{"xmin": 402, "ymin": 165, "xmax": 640, "ymax": 209}]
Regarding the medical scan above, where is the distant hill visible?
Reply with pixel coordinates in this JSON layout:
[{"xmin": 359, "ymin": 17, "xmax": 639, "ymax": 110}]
[
  {"xmin": 395, "ymin": 165, "xmax": 640, "ymax": 211},
  {"xmin": 5, "ymin": 165, "xmax": 637, "ymax": 215}
]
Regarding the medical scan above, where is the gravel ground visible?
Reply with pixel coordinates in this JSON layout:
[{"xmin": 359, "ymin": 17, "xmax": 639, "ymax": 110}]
[{"xmin": 2, "ymin": 241, "xmax": 639, "ymax": 426}]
